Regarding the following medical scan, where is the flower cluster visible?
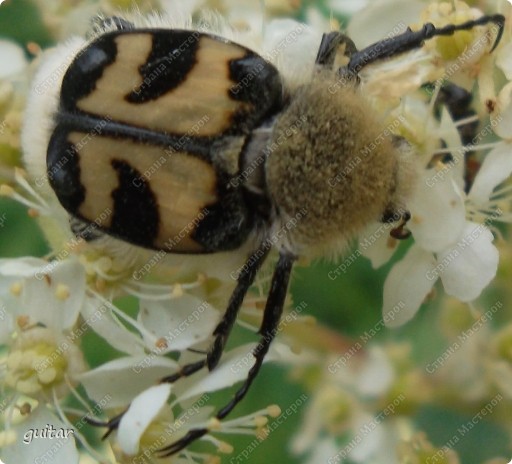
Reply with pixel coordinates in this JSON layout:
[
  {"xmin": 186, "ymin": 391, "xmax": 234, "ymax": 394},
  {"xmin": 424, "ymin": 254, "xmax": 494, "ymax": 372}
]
[{"xmin": 350, "ymin": 0, "xmax": 511, "ymax": 329}]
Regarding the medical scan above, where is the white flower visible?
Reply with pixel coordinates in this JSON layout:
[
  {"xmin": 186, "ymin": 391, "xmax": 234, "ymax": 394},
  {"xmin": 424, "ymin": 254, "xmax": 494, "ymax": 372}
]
[
  {"xmin": 76, "ymin": 290, "xmax": 223, "ymax": 402},
  {"xmin": 301, "ymin": 438, "xmax": 341, "ymax": 464},
  {"xmin": 118, "ymin": 383, "xmax": 174, "ymax": 455},
  {"xmin": 108, "ymin": 343, "xmax": 284, "ymax": 461},
  {"xmin": 0, "ymin": 256, "xmax": 87, "ymax": 393},
  {"xmin": 357, "ymin": 95, "xmax": 503, "ymax": 328},
  {"xmin": 348, "ymin": 0, "xmax": 512, "ymax": 329},
  {"xmin": 1, "ymin": 405, "xmax": 80, "ymax": 464},
  {"xmin": 292, "ymin": 346, "xmax": 397, "ymax": 462},
  {"xmin": 382, "ymin": 168, "xmax": 500, "ymax": 328},
  {"xmin": 347, "ymin": 0, "xmax": 424, "ymax": 50},
  {"xmin": 468, "ymin": 142, "xmax": 512, "ymax": 206},
  {"xmin": 328, "ymin": 0, "xmax": 370, "ymax": 17},
  {"xmin": 384, "ymin": 73, "xmax": 512, "ymax": 327},
  {"xmin": 77, "ymin": 355, "xmax": 178, "ymax": 409},
  {"xmin": 0, "ymin": 256, "xmax": 89, "ymax": 462},
  {"xmin": 0, "ymin": 39, "xmax": 28, "ymax": 79},
  {"xmin": 434, "ymin": 316, "xmax": 492, "ymax": 401},
  {"xmin": 0, "ymin": 257, "xmax": 86, "ymax": 324},
  {"xmin": 137, "ymin": 293, "xmax": 219, "ymax": 353}
]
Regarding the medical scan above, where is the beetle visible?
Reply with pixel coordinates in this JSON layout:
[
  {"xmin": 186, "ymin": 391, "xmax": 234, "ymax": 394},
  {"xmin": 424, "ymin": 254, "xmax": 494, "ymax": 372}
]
[{"xmin": 38, "ymin": 11, "xmax": 504, "ymax": 455}]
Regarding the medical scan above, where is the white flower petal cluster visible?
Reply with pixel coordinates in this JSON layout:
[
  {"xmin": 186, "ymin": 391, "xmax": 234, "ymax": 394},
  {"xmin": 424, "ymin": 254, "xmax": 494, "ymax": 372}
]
[
  {"xmin": 0, "ymin": 39, "xmax": 28, "ymax": 79},
  {"xmin": 1, "ymin": 405, "xmax": 80, "ymax": 464},
  {"xmin": 292, "ymin": 346, "xmax": 400, "ymax": 464},
  {"xmin": 107, "ymin": 342, "xmax": 289, "ymax": 460},
  {"xmin": 0, "ymin": 257, "xmax": 88, "ymax": 461},
  {"xmin": 382, "ymin": 170, "xmax": 500, "ymax": 328},
  {"xmin": 352, "ymin": 0, "xmax": 511, "ymax": 328}
]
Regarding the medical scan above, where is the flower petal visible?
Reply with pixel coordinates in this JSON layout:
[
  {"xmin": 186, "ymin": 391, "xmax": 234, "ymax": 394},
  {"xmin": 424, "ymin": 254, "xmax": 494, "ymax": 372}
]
[
  {"xmin": 302, "ymin": 438, "xmax": 340, "ymax": 464},
  {"xmin": 350, "ymin": 412, "xmax": 385, "ymax": 462},
  {"xmin": 138, "ymin": 294, "xmax": 219, "ymax": 352},
  {"xmin": 438, "ymin": 222, "xmax": 498, "ymax": 301},
  {"xmin": 439, "ymin": 107, "xmax": 465, "ymax": 189},
  {"xmin": 359, "ymin": 221, "xmax": 398, "ymax": 268},
  {"xmin": 468, "ymin": 142, "xmax": 512, "ymax": 205},
  {"xmin": 347, "ymin": 0, "xmax": 424, "ymax": 49},
  {"xmin": 173, "ymin": 343, "xmax": 257, "ymax": 402},
  {"xmin": 0, "ymin": 257, "xmax": 53, "ymax": 277},
  {"xmin": 2, "ymin": 406, "xmax": 79, "ymax": 464},
  {"xmin": 355, "ymin": 347, "xmax": 394, "ymax": 397},
  {"xmin": 383, "ymin": 245, "xmax": 437, "ymax": 328},
  {"xmin": 22, "ymin": 258, "xmax": 86, "ymax": 331},
  {"xmin": 81, "ymin": 299, "xmax": 145, "ymax": 357},
  {"xmin": 408, "ymin": 169, "xmax": 466, "ymax": 253},
  {"xmin": 266, "ymin": 340, "xmax": 309, "ymax": 364},
  {"xmin": 0, "ymin": 257, "xmax": 85, "ymax": 331},
  {"xmin": 0, "ymin": 39, "xmax": 28, "ymax": 78},
  {"xmin": 492, "ymin": 82, "xmax": 512, "ymax": 139},
  {"xmin": 118, "ymin": 384, "xmax": 172, "ymax": 455},
  {"xmin": 496, "ymin": 41, "xmax": 512, "ymax": 80},
  {"xmin": 263, "ymin": 19, "xmax": 321, "ymax": 84},
  {"xmin": 327, "ymin": 0, "xmax": 368, "ymax": 16},
  {"xmin": 78, "ymin": 355, "xmax": 177, "ymax": 407}
]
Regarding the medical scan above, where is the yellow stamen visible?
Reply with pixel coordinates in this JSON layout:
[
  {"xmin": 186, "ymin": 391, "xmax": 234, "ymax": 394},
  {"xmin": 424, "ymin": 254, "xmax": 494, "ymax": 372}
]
[
  {"xmin": 0, "ymin": 184, "xmax": 14, "ymax": 196},
  {"xmin": 267, "ymin": 405, "xmax": 281, "ymax": 417},
  {"xmin": 10, "ymin": 282, "xmax": 22, "ymax": 296},
  {"xmin": 55, "ymin": 284, "xmax": 70, "ymax": 300},
  {"xmin": 217, "ymin": 441, "xmax": 234, "ymax": 454}
]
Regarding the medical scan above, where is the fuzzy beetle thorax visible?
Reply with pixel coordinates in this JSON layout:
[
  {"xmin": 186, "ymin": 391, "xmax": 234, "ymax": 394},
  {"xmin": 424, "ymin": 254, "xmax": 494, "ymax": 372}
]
[{"xmin": 264, "ymin": 77, "xmax": 416, "ymax": 257}]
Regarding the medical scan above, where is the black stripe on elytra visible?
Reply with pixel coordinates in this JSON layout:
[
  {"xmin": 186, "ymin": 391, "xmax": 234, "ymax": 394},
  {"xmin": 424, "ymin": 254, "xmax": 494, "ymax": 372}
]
[
  {"xmin": 191, "ymin": 170, "xmax": 254, "ymax": 252},
  {"xmin": 110, "ymin": 159, "xmax": 160, "ymax": 248},
  {"xmin": 60, "ymin": 33, "xmax": 118, "ymax": 112},
  {"xmin": 126, "ymin": 30, "xmax": 200, "ymax": 103},
  {"xmin": 228, "ymin": 53, "xmax": 284, "ymax": 134},
  {"xmin": 47, "ymin": 129, "xmax": 85, "ymax": 215}
]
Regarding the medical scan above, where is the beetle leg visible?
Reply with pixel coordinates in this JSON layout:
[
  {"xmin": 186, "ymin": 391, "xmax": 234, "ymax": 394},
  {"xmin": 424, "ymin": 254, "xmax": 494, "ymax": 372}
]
[{"xmin": 158, "ymin": 251, "xmax": 296, "ymax": 457}]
